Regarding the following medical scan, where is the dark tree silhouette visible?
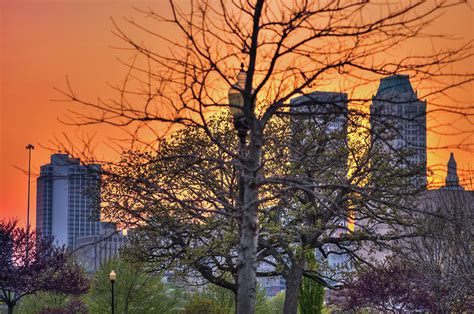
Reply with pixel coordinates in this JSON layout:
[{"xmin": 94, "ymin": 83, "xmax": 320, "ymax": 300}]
[
  {"xmin": 54, "ymin": 1, "xmax": 473, "ymax": 312},
  {"xmin": 0, "ymin": 220, "xmax": 89, "ymax": 314}
]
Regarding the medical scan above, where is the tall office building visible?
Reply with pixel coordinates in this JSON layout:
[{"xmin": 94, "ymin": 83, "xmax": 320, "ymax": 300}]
[
  {"xmin": 290, "ymin": 91, "xmax": 352, "ymax": 278},
  {"xmin": 290, "ymin": 91, "xmax": 348, "ymax": 134},
  {"xmin": 370, "ymin": 75, "xmax": 427, "ymax": 187},
  {"xmin": 290, "ymin": 91, "xmax": 349, "ymax": 175},
  {"xmin": 36, "ymin": 153, "xmax": 101, "ymax": 249}
]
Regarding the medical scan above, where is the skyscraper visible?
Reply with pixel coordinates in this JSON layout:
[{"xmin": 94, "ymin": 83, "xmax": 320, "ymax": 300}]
[
  {"xmin": 290, "ymin": 91, "xmax": 348, "ymax": 134},
  {"xmin": 290, "ymin": 91, "xmax": 352, "ymax": 277},
  {"xmin": 290, "ymin": 91, "xmax": 349, "ymax": 176},
  {"xmin": 36, "ymin": 153, "xmax": 100, "ymax": 249},
  {"xmin": 370, "ymin": 75, "xmax": 427, "ymax": 187}
]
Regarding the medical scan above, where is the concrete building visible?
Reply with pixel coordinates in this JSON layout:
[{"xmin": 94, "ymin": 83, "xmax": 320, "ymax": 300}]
[
  {"xmin": 36, "ymin": 153, "xmax": 101, "ymax": 249},
  {"xmin": 289, "ymin": 91, "xmax": 352, "ymax": 286},
  {"xmin": 74, "ymin": 222, "xmax": 128, "ymax": 273},
  {"xmin": 370, "ymin": 75, "xmax": 427, "ymax": 187}
]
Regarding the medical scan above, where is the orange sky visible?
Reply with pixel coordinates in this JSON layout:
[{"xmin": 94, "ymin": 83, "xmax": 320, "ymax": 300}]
[{"xmin": 1, "ymin": 1, "xmax": 473, "ymax": 228}]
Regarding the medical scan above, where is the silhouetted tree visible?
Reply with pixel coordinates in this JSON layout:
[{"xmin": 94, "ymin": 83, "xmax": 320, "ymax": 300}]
[
  {"xmin": 56, "ymin": 1, "xmax": 473, "ymax": 312},
  {"xmin": 0, "ymin": 220, "xmax": 89, "ymax": 314},
  {"xmin": 400, "ymin": 190, "xmax": 474, "ymax": 312},
  {"xmin": 102, "ymin": 112, "xmax": 422, "ymax": 312}
]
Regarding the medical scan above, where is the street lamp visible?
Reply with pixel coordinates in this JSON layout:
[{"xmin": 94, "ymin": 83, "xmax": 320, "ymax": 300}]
[
  {"xmin": 25, "ymin": 144, "xmax": 34, "ymax": 261},
  {"xmin": 228, "ymin": 63, "xmax": 248, "ymax": 137},
  {"xmin": 228, "ymin": 63, "xmax": 249, "ymax": 207},
  {"xmin": 109, "ymin": 270, "xmax": 116, "ymax": 314}
]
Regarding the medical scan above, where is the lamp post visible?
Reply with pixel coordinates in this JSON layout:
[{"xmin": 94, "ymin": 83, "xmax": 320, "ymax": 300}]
[
  {"xmin": 228, "ymin": 63, "xmax": 249, "ymax": 207},
  {"xmin": 109, "ymin": 270, "xmax": 116, "ymax": 314},
  {"xmin": 25, "ymin": 144, "xmax": 34, "ymax": 261}
]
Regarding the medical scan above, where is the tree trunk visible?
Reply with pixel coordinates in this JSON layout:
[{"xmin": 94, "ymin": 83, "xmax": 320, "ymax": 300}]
[
  {"xmin": 236, "ymin": 180, "xmax": 259, "ymax": 314},
  {"xmin": 283, "ymin": 256, "xmax": 305, "ymax": 314},
  {"xmin": 7, "ymin": 303, "xmax": 14, "ymax": 314},
  {"xmin": 236, "ymin": 131, "xmax": 261, "ymax": 314}
]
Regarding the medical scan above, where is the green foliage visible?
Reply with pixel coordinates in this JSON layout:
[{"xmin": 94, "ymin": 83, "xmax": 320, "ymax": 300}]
[
  {"xmin": 85, "ymin": 258, "xmax": 179, "ymax": 314},
  {"xmin": 184, "ymin": 282, "xmax": 279, "ymax": 314},
  {"xmin": 182, "ymin": 296, "xmax": 228, "ymax": 314},
  {"xmin": 17, "ymin": 293, "xmax": 75, "ymax": 314},
  {"xmin": 298, "ymin": 251, "xmax": 325, "ymax": 314},
  {"xmin": 201, "ymin": 282, "xmax": 235, "ymax": 311},
  {"xmin": 259, "ymin": 292, "xmax": 285, "ymax": 314},
  {"xmin": 298, "ymin": 278, "xmax": 325, "ymax": 314}
]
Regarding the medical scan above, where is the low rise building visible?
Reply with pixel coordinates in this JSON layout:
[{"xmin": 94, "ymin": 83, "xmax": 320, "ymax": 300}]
[{"xmin": 74, "ymin": 222, "xmax": 128, "ymax": 273}]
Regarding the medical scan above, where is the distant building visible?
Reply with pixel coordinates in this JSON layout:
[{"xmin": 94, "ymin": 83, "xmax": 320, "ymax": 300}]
[
  {"xmin": 256, "ymin": 262, "xmax": 286, "ymax": 297},
  {"xmin": 36, "ymin": 153, "xmax": 101, "ymax": 249},
  {"xmin": 290, "ymin": 91, "xmax": 348, "ymax": 134},
  {"xmin": 370, "ymin": 75, "xmax": 427, "ymax": 187},
  {"xmin": 74, "ymin": 222, "xmax": 128, "ymax": 273},
  {"xmin": 289, "ymin": 90, "xmax": 349, "ymax": 195},
  {"xmin": 371, "ymin": 153, "xmax": 471, "ymax": 263},
  {"xmin": 441, "ymin": 153, "xmax": 464, "ymax": 191},
  {"xmin": 290, "ymin": 91, "xmax": 352, "ymax": 286}
]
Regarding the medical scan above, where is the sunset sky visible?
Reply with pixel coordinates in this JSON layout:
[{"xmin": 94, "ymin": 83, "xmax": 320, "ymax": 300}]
[{"xmin": 1, "ymin": 0, "xmax": 473, "ymax": 228}]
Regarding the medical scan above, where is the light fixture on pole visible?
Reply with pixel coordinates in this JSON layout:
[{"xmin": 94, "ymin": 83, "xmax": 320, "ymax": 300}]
[
  {"xmin": 228, "ymin": 63, "xmax": 250, "ymax": 209},
  {"xmin": 228, "ymin": 63, "xmax": 247, "ymax": 136},
  {"xmin": 109, "ymin": 270, "xmax": 116, "ymax": 314}
]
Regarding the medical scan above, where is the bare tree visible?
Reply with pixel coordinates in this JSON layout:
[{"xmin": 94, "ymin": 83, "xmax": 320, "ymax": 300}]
[
  {"xmin": 402, "ymin": 189, "xmax": 473, "ymax": 312},
  {"xmin": 332, "ymin": 189, "xmax": 473, "ymax": 312},
  {"xmin": 55, "ymin": 1, "xmax": 473, "ymax": 312}
]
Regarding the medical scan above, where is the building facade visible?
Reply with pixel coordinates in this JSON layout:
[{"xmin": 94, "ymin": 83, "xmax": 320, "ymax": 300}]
[
  {"xmin": 36, "ymin": 153, "xmax": 101, "ymax": 249},
  {"xmin": 290, "ymin": 91, "xmax": 348, "ymax": 134},
  {"xmin": 370, "ymin": 75, "xmax": 427, "ymax": 187},
  {"xmin": 290, "ymin": 91, "xmax": 349, "ymax": 184},
  {"xmin": 74, "ymin": 222, "xmax": 128, "ymax": 273}
]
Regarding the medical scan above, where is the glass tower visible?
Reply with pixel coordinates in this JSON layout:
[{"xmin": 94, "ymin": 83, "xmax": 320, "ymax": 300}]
[{"xmin": 36, "ymin": 154, "xmax": 100, "ymax": 249}]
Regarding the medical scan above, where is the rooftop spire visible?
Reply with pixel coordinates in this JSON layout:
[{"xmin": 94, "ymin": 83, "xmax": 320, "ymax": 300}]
[{"xmin": 444, "ymin": 152, "xmax": 464, "ymax": 190}]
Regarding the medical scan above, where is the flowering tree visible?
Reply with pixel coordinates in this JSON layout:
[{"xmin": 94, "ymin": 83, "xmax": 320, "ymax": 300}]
[
  {"xmin": 0, "ymin": 220, "xmax": 89, "ymax": 314},
  {"xmin": 330, "ymin": 259, "xmax": 433, "ymax": 312}
]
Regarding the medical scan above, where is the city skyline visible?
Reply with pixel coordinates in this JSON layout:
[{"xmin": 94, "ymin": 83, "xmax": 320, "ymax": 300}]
[
  {"xmin": 1, "ymin": 1, "xmax": 473, "ymax": 229},
  {"xmin": 1, "ymin": 2, "xmax": 472, "ymax": 312}
]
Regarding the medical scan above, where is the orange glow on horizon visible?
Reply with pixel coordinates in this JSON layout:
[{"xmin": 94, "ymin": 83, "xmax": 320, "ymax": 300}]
[{"xmin": 1, "ymin": 1, "xmax": 472, "ymax": 229}]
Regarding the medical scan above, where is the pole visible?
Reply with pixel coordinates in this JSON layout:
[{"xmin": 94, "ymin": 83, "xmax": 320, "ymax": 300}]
[
  {"xmin": 25, "ymin": 144, "xmax": 34, "ymax": 261},
  {"xmin": 111, "ymin": 280, "xmax": 115, "ymax": 314}
]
